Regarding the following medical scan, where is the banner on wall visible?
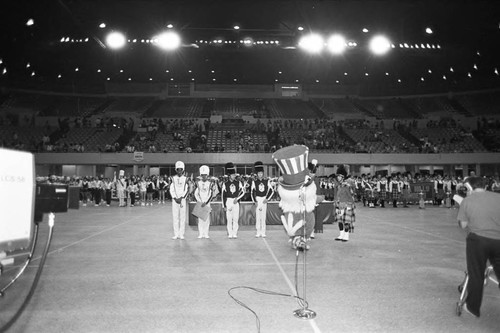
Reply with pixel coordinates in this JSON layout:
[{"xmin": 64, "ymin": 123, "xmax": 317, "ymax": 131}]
[{"xmin": 133, "ymin": 151, "xmax": 144, "ymax": 162}]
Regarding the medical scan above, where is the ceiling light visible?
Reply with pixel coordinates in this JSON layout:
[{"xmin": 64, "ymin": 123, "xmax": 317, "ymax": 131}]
[
  {"xmin": 105, "ymin": 31, "xmax": 127, "ymax": 49},
  {"xmin": 369, "ymin": 35, "xmax": 391, "ymax": 55}
]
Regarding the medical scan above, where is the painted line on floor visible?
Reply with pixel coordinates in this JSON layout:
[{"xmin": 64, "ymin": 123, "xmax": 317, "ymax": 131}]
[
  {"xmin": 4, "ymin": 212, "xmax": 152, "ymax": 273},
  {"xmin": 373, "ymin": 218, "xmax": 464, "ymax": 245},
  {"xmin": 263, "ymin": 238, "xmax": 321, "ymax": 333}
]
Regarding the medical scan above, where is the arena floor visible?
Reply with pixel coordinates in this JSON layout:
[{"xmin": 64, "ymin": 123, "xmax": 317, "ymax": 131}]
[{"xmin": 1, "ymin": 203, "xmax": 499, "ymax": 333}]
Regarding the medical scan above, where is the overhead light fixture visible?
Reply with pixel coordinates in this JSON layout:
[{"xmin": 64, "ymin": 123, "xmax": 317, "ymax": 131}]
[
  {"xmin": 327, "ymin": 34, "xmax": 346, "ymax": 54},
  {"xmin": 369, "ymin": 35, "xmax": 391, "ymax": 55},
  {"xmin": 298, "ymin": 33, "xmax": 324, "ymax": 53},
  {"xmin": 105, "ymin": 31, "xmax": 127, "ymax": 49},
  {"xmin": 154, "ymin": 31, "xmax": 181, "ymax": 50}
]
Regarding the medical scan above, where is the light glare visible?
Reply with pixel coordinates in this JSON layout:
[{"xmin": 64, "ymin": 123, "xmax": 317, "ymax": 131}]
[
  {"xmin": 298, "ymin": 33, "xmax": 324, "ymax": 53},
  {"xmin": 106, "ymin": 32, "xmax": 127, "ymax": 49},
  {"xmin": 369, "ymin": 35, "xmax": 391, "ymax": 55},
  {"xmin": 327, "ymin": 34, "xmax": 346, "ymax": 54},
  {"xmin": 155, "ymin": 31, "xmax": 181, "ymax": 50}
]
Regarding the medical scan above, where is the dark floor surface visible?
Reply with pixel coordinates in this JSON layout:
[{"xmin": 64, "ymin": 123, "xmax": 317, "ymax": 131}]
[{"xmin": 1, "ymin": 203, "xmax": 499, "ymax": 333}]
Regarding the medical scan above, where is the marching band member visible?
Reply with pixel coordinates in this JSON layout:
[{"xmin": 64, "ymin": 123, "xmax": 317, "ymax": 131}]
[
  {"xmin": 104, "ymin": 177, "xmax": 113, "ymax": 206},
  {"xmin": 138, "ymin": 176, "xmax": 147, "ymax": 206},
  {"xmin": 169, "ymin": 161, "xmax": 189, "ymax": 240},
  {"xmin": 81, "ymin": 176, "xmax": 90, "ymax": 206},
  {"xmin": 127, "ymin": 177, "xmax": 138, "ymax": 207},
  {"xmin": 157, "ymin": 176, "xmax": 168, "ymax": 204},
  {"xmin": 334, "ymin": 173, "xmax": 355, "ymax": 242},
  {"xmin": 194, "ymin": 165, "xmax": 213, "ymax": 239},
  {"xmin": 114, "ymin": 170, "xmax": 127, "ymax": 207},
  {"xmin": 222, "ymin": 162, "xmax": 245, "ymax": 239},
  {"xmin": 389, "ymin": 175, "xmax": 401, "ymax": 208},
  {"xmin": 146, "ymin": 176, "xmax": 156, "ymax": 206},
  {"xmin": 251, "ymin": 161, "xmax": 274, "ymax": 238},
  {"xmin": 399, "ymin": 174, "xmax": 411, "ymax": 208},
  {"xmin": 376, "ymin": 175, "xmax": 388, "ymax": 208},
  {"xmin": 434, "ymin": 174, "xmax": 445, "ymax": 206},
  {"xmin": 360, "ymin": 174, "xmax": 372, "ymax": 207}
]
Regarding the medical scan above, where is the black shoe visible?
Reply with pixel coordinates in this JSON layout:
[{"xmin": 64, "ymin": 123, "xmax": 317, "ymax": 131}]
[{"xmin": 463, "ymin": 303, "xmax": 480, "ymax": 318}]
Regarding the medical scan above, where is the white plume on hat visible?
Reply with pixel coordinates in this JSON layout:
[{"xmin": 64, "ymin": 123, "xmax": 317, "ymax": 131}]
[
  {"xmin": 175, "ymin": 161, "xmax": 185, "ymax": 170},
  {"xmin": 199, "ymin": 165, "xmax": 209, "ymax": 175}
]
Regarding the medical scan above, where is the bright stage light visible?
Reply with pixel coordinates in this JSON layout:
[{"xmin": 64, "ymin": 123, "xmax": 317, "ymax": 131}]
[
  {"xmin": 327, "ymin": 34, "xmax": 346, "ymax": 54},
  {"xmin": 154, "ymin": 31, "xmax": 181, "ymax": 50},
  {"xmin": 106, "ymin": 31, "xmax": 127, "ymax": 49},
  {"xmin": 298, "ymin": 33, "xmax": 324, "ymax": 54},
  {"xmin": 369, "ymin": 35, "xmax": 391, "ymax": 55}
]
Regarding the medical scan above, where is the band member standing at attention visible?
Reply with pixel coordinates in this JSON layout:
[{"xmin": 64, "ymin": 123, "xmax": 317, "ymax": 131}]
[
  {"xmin": 146, "ymin": 176, "xmax": 155, "ymax": 206},
  {"xmin": 376, "ymin": 175, "xmax": 388, "ymax": 208},
  {"xmin": 434, "ymin": 174, "xmax": 445, "ymax": 206},
  {"xmin": 194, "ymin": 165, "xmax": 213, "ymax": 239},
  {"xmin": 114, "ymin": 170, "xmax": 127, "ymax": 207},
  {"xmin": 222, "ymin": 162, "xmax": 245, "ymax": 239},
  {"xmin": 389, "ymin": 175, "xmax": 401, "ymax": 208},
  {"xmin": 138, "ymin": 176, "xmax": 147, "ymax": 206},
  {"xmin": 457, "ymin": 176, "xmax": 500, "ymax": 318},
  {"xmin": 157, "ymin": 176, "xmax": 168, "ymax": 204},
  {"xmin": 169, "ymin": 161, "xmax": 189, "ymax": 240},
  {"xmin": 127, "ymin": 176, "xmax": 138, "ymax": 207},
  {"xmin": 95, "ymin": 176, "xmax": 104, "ymax": 206},
  {"xmin": 81, "ymin": 176, "xmax": 90, "ymax": 206},
  {"xmin": 104, "ymin": 177, "xmax": 113, "ymax": 206},
  {"xmin": 251, "ymin": 161, "xmax": 274, "ymax": 238},
  {"xmin": 399, "ymin": 174, "xmax": 411, "ymax": 208}
]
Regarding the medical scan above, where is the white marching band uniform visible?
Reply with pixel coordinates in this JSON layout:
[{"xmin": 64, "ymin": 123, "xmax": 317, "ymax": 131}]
[
  {"xmin": 251, "ymin": 177, "xmax": 274, "ymax": 238},
  {"xmin": 194, "ymin": 165, "xmax": 213, "ymax": 239},
  {"xmin": 169, "ymin": 161, "xmax": 188, "ymax": 240},
  {"xmin": 222, "ymin": 162, "xmax": 245, "ymax": 238},
  {"xmin": 115, "ymin": 170, "xmax": 127, "ymax": 207}
]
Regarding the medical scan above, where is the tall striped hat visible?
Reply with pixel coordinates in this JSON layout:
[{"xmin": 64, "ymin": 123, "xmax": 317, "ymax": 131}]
[{"xmin": 272, "ymin": 145, "xmax": 310, "ymax": 190}]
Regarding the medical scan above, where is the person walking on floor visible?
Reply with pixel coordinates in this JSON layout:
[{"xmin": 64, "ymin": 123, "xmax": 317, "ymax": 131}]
[{"xmin": 457, "ymin": 176, "xmax": 500, "ymax": 318}]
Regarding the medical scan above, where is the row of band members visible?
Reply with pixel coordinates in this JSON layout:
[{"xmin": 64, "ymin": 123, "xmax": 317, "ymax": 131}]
[{"xmin": 70, "ymin": 170, "xmax": 500, "ymax": 206}]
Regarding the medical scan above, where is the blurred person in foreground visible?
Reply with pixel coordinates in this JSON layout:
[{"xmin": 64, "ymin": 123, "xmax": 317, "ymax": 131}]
[{"xmin": 457, "ymin": 176, "xmax": 500, "ymax": 317}]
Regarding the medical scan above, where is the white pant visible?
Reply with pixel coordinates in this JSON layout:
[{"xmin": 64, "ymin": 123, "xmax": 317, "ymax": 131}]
[
  {"xmin": 198, "ymin": 203, "xmax": 210, "ymax": 237},
  {"xmin": 225, "ymin": 198, "xmax": 240, "ymax": 237},
  {"xmin": 172, "ymin": 198, "xmax": 186, "ymax": 237},
  {"xmin": 255, "ymin": 197, "xmax": 267, "ymax": 236}
]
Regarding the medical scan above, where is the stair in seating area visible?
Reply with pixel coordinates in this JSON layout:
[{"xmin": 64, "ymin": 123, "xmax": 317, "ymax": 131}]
[{"xmin": 448, "ymin": 98, "xmax": 474, "ymax": 117}]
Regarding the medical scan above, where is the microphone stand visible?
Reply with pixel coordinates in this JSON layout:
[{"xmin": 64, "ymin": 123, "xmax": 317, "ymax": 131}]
[{"xmin": 293, "ymin": 185, "xmax": 317, "ymax": 320}]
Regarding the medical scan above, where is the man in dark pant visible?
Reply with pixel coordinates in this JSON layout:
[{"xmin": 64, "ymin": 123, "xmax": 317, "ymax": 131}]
[
  {"xmin": 465, "ymin": 233, "xmax": 500, "ymax": 316},
  {"xmin": 457, "ymin": 176, "xmax": 500, "ymax": 317}
]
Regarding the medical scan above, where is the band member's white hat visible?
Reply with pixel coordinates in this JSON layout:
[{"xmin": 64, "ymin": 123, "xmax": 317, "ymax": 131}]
[
  {"xmin": 175, "ymin": 161, "xmax": 185, "ymax": 170},
  {"xmin": 199, "ymin": 165, "xmax": 209, "ymax": 175}
]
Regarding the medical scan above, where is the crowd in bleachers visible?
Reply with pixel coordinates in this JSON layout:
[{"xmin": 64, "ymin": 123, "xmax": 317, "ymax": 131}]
[{"xmin": 0, "ymin": 90, "xmax": 498, "ymax": 154}]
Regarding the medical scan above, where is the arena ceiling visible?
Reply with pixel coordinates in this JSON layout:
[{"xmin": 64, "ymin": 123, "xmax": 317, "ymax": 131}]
[{"xmin": 1, "ymin": 0, "xmax": 500, "ymax": 92}]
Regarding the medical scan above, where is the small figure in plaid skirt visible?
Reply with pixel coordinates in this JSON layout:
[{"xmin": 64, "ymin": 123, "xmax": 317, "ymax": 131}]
[
  {"xmin": 389, "ymin": 175, "xmax": 401, "ymax": 208},
  {"xmin": 335, "ymin": 174, "xmax": 356, "ymax": 242}
]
